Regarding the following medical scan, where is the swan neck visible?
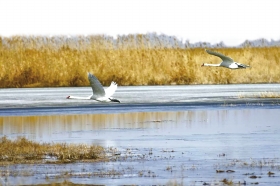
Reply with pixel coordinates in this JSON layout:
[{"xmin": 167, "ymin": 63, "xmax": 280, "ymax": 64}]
[
  {"xmin": 68, "ymin": 96, "xmax": 91, "ymax": 100},
  {"xmin": 204, "ymin": 63, "xmax": 220, "ymax": 67}
]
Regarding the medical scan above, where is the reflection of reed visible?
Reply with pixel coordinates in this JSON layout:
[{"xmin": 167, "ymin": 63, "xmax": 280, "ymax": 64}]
[
  {"xmin": 0, "ymin": 109, "xmax": 276, "ymax": 143},
  {"xmin": 0, "ymin": 110, "xmax": 244, "ymax": 141},
  {"xmin": 0, "ymin": 111, "xmax": 201, "ymax": 136}
]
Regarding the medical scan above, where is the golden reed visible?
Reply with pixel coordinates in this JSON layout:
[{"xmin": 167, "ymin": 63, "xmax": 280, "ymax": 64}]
[{"xmin": 0, "ymin": 35, "xmax": 279, "ymax": 88}]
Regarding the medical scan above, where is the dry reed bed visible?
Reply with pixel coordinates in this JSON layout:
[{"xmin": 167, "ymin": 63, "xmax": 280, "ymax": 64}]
[
  {"xmin": 1, "ymin": 36, "xmax": 280, "ymax": 88},
  {"xmin": 0, "ymin": 136, "xmax": 105, "ymax": 164}
]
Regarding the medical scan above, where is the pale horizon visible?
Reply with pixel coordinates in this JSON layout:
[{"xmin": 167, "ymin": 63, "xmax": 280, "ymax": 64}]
[{"xmin": 1, "ymin": 0, "xmax": 280, "ymax": 46}]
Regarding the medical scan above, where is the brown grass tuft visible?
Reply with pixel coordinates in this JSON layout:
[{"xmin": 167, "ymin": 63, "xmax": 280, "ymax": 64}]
[
  {"xmin": 0, "ymin": 136, "xmax": 105, "ymax": 164},
  {"xmin": 221, "ymin": 178, "xmax": 234, "ymax": 185}
]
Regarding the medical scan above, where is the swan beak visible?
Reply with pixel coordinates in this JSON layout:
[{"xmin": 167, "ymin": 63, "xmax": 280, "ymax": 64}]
[
  {"xmin": 109, "ymin": 98, "xmax": 121, "ymax": 103},
  {"xmin": 66, "ymin": 96, "xmax": 70, "ymax": 99}
]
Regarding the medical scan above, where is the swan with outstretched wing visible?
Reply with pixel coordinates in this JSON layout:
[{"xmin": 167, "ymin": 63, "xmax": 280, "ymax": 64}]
[
  {"xmin": 202, "ymin": 49, "xmax": 250, "ymax": 69},
  {"xmin": 66, "ymin": 72, "xmax": 120, "ymax": 103}
]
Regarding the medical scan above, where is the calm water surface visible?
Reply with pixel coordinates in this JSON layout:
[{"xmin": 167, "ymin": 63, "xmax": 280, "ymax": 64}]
[{"xmin": 0, "ymin": 108, "xmax": 280, "ymax": 185}]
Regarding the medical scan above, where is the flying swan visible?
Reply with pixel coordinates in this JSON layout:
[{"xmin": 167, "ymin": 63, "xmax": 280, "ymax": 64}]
[
  {"xmin": 66, "ymin": 72, "xmax": 120, "ymax": 103},
  {"xmin": 201, "ymin": 49, "xmax": 250, "ymax": 69}
]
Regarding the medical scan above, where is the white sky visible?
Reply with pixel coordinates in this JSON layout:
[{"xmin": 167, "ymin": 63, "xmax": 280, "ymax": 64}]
[{"xmin": 0, "ymin": 0, "xmax": 280, "ymax": 46}]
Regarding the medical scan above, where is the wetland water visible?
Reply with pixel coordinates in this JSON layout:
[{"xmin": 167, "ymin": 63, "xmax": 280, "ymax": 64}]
[{"xmin": 0, "ymin": 85, "xmax": 280, "ymax": 185}]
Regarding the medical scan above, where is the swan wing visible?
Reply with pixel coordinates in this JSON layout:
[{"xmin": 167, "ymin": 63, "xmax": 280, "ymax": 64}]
[
  {"xmin": 87, "ymin": 72, "xmax": 105, "ymax": 97},
  {"xmin": 206, "ymin": 50, "xmax": 234, "ymax": 63},
  {"xmin": 105, "ymin": 81, "xmax": 118, "ymax": 97}
]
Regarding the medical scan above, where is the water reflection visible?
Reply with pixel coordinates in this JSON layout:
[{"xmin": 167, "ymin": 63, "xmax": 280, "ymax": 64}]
[{"xmin": 0, "ymin": 109, "xmax": 279, "ymax": 145}]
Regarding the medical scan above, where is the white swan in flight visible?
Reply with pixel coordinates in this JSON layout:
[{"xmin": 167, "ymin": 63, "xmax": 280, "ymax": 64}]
[
  {"xmin": 202, "ymin": 49, "xmax": 250, "ymax": 69},
  {"xmin": 66, "ymin": 72, "xmax": 120, "ymax": 103}
]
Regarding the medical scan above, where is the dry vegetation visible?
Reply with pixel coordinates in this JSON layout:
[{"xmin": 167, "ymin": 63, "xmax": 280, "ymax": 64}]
[
  {"xmin": 0, "ymin": 35, "xmax": 280, "ymax": 88},
  {"xmin": 0, "ymin": 136, "xmax": 105, "ymax": 164},
  {"xmin": 258, "ymin": 92, "xmax": 280, "ymax": 98},
  {"xmin": 239, "ymin": 91, "xmax": 280, "ymax": 98}
]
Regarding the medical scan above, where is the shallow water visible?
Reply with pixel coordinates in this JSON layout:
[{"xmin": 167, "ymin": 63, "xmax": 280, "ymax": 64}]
[
  {"xmin": 1, "ymin": 84, "xmax": 280, "ymax": 116},
  {"xmin": 1, "ymin": 108, "xmax": 280, "ymax": 185}
]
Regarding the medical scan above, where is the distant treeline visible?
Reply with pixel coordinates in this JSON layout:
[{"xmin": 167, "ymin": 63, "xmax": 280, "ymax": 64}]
[
  {"xmin": 1, "ymin": 33, "xmax": 280, "ymax": 51},
  {"xmin": 0, "ymin": 34, "xmax": 280, "ymax": 88}
]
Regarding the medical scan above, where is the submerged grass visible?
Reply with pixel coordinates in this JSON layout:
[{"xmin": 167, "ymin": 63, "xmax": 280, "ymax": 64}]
[
  {"xmin": 0, "ymin": 36, "xmax": 280, "ymax": 88},
  {"xmin": 0, "ymin": 136, "xmax": 105, "ymax": 164}
]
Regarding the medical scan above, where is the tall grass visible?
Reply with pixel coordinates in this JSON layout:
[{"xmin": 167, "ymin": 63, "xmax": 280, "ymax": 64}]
[
  {"xmin": 0, "ymin": 35, "xmax": 280, "ymax": 88},
  {"xmin": 0, "ymin": 136, "xmax": 105, "ymax": 163}
]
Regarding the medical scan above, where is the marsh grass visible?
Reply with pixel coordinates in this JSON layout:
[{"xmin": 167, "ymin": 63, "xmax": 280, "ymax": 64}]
[
  {"xmin": 221, "ymin": 178, "xmax": 234, "ymax": 185},
  {"xmin": 1, "ymin": 36, "xmax": 280, "ymax": 88},
  {"xmin": 239, "ymin": 91, "xmax": 280, "ymax": 98},
  {"xmin": 258, "ymin": 92, "xmax": 280, "ymax": 98},
  {"xmin": 229, "ymin": 158, "xmax": 279, "ymax": 169},
  {"xmin": 0, "ymin": 136, "xmax": 105, "ymax": 164}
]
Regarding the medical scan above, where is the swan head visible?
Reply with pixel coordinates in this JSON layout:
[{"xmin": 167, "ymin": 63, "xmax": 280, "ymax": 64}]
[
  {"xmin": 66, "ymin": 96, "xmax": 70, "ymax": 99},
  {"xmin": 201, "ymin": 63, "xmax": 205, "ymax": 67},
  {"xmin": 109, "ymin": 98, "xmax": 121, "ymax": 103}
]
